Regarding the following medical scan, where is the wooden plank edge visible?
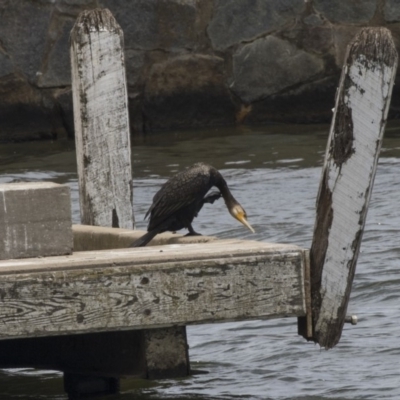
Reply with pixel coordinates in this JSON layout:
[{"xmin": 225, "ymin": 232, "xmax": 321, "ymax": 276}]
[{"xmin": 0, "ymin": 253, "xmax": 306, "ymax": 340}]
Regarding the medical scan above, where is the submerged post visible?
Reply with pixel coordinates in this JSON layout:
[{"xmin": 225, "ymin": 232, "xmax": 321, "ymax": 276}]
[
  {"xmin": 299, "ymin": 28, "xmax": 398, "ymax": 349},
  {"xmin": 70, "ymin": 8, "xmax": 134, "ymax": 229}
]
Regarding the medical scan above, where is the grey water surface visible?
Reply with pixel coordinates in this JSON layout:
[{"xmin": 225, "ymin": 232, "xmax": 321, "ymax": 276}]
[{"xmin": 0, "ymin": 123, "xmax": 400, "ymax": 400}]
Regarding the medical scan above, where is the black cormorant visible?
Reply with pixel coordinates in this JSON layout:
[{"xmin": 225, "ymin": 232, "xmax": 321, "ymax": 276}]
[{"xmin": 130, "ymin": 162, "xmax": 254, "ymax": 247}]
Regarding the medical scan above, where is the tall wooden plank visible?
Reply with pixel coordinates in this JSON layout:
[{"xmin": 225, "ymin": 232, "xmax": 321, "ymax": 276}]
[
  {"xmin": 70, "ymin": 8, "xmax": 134, "ymax": 229},
  {"xmin": 307, "ymin": 28, "xmax": 398, "ymax": 349},
  {"xmin": 69, "ymin": 8, "xmax": 134, "ymax": 392}
]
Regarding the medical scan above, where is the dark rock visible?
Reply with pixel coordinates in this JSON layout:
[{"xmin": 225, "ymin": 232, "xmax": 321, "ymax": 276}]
[
  {"xmin": 37, "ymin": 17, "xmax": 75, "ymax": 88},
  {"xmin": 388, "ymin": 82, "xmax": 400, "ymax": 118},
  {"xmin": 0, "ymin": 1, "xmax": 53, "ymax": 83},
  {"xmin": 245, "ymin": 76, "xmax": 338, "ymax": 125},
  {"xmin": 128, "ymin": 96, "xmax": 146, "ymax": 135},
  {"xmin": 0, "ymin": 53, "xmax": 13, "ymax": 77},
  {"xmin": 143, "ymin": 54, "xmax": 237, "ymax": 131},
  {"xmin": 231, "ymin": 36, "xmax": 324, "ymax": 103},
  {"xmin": 207, "ymin": 0, "xmax": 305, "ymax": 50},
  {"xmin": 53, "ymin": 88, "xmax": 74, "ymax": 139},
  {"xmin": 0, "ymin": 75, "xmax": 57, "ymax": 142},
  {"xmin": 303, "ymin": 14, "xmax": 325, "ymax": 27},
  {"xmin": 332, "ymin": 26, "xmax": 361, "ymax": 68},
  {"xmin": 55, "ymin": 0, "xmax": 97, "ymax": 15},
  {"xmin": 1, "ymin": 2, "xmax": 400, "ymax": 141},
  {"xmin": 125, "ymin": 49, "xmax": 146, "ymax": 88},
  {"xmin": 301, "ymin": 25, "xmax": 333, "ymax": 55},
  {"xmin": 314, "ymin": 0, "xmax": 378, "ymax": 24},
  {"xmin": 385, "ymin": 1, "xmax": 400, "ymax": 22},
  {"xmin": 99, "ymin": 0, "xmax": 198, "ymax": 51}
]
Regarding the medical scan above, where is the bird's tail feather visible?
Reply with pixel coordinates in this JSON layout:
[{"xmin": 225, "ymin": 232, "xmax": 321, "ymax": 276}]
[{"xmin": 130, "ymin": 229, "xmax": 159, "ymax": 247}]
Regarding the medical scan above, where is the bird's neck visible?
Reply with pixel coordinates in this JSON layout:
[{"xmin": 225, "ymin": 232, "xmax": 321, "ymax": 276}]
[{"xmin": 217, "ymin": 179, "xmax": 237, "ymax": 208}]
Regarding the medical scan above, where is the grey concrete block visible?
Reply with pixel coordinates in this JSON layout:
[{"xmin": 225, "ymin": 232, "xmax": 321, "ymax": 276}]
[{"xmin": 0, "ymin": 182, "xmax": 72, "ymax": 260}]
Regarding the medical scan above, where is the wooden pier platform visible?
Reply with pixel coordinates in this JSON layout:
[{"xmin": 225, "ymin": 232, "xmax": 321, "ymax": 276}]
[
  {"xmin": 0, "ymin": 236, "xmax": 307, "ymax": 340},
  {"xmin": 0, "ymin": 223, "xmax": 308, "ymax": 392}
]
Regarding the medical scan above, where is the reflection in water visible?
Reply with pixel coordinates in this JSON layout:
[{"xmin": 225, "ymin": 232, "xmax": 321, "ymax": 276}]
[{"xmin": 1, "ymin": 123, "xmax": 400, "ymax": 399}]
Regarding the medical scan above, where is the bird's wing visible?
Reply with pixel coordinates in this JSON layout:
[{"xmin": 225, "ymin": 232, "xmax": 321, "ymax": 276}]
[{"xmin": 146, "ymin": 169, "xmax": 212, "ymax": 227}]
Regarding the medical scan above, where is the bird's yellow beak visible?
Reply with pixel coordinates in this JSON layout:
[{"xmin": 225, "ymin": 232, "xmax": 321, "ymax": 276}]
[{"xmin": 235, "ymin": 211, "xmax": 255, "ymax": 233}]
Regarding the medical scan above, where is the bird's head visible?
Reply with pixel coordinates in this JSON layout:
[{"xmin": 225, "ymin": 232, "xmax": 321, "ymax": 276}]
[{"xmin": 229, "ymin": 204, "xmax": 255, "ymax": 233}]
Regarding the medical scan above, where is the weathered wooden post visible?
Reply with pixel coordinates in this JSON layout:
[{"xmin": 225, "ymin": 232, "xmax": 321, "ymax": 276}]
[
  {"xmin": 299, "ymin": 27, "xmax": 398, "ymax": 348},
  {"xmin": 69, "ymin": 8, "xmax": 189, "ymax": 396},
  {"xmin": 69, "ymin": 8, "xmax": 134, "ymax": 397},
  {"xmin": 70, "ymin": 8, "xmax": 134, "ymax": 229}
]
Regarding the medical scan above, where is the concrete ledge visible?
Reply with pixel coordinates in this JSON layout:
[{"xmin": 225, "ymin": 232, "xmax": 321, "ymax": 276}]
[
  {"xmin": 72, "ymin": 224, "xmax": 218, "ymax": 251},
  {"xmin": 0, "ymin": 182, "xmax": 72, "ymax": 260}
]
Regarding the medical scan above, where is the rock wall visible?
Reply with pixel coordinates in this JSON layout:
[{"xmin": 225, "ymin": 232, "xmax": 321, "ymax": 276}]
[{"xmin": 1, "ymin": 0, "xmax": 400, "ymax": 142}]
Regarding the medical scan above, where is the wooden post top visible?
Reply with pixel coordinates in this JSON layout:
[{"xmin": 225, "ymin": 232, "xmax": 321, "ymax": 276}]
[{"xmin": 71, "ymin": 8, "xmax": 121, "ymax": 37}]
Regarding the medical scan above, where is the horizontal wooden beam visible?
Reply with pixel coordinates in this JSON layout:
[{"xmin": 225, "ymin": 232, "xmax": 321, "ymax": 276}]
[{"xmin": 0, "ymin": 240, "xmax": 306, "ymax": 340}]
